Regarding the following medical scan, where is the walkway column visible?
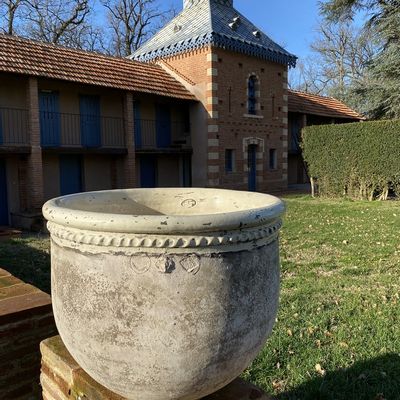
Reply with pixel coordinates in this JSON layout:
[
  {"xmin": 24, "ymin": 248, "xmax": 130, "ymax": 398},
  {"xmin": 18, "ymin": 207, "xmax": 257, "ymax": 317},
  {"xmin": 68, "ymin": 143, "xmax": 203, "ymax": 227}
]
[
  {"xmin": 26, "ymin": 77, "xmax": 44, "ymax": 210},
  {"xmin": 123, "ymin": 92, "xmax": 136, "ymax": 188}
]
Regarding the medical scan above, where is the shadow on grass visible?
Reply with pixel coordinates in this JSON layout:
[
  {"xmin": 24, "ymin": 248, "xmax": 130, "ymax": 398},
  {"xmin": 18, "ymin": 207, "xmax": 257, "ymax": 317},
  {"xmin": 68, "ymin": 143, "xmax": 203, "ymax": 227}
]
[
  {"xmin": 0, "ymin": 234, "xmax": 51, "ymax": 293},
  {"xmin": 278, "ymin": 353, "xmax": 400, "ymax": 400}
]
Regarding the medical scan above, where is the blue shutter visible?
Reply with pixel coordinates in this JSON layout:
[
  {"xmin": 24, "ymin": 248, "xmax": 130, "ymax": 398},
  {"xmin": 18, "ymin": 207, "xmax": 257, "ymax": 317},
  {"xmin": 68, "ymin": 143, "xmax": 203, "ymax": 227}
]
[
  {"xmin": 248, "ymin": 76, "xmax": 257, "ymax": 115},
  {"xmin": 39, "ymin": 91, "xmax": 61, "ymax": 147},
  {"xmin": 0, "ymin": 159, "xmax": 8, "ymax": 225},
  {"xmin": 59, "ymin": 155, "xmax": 83, "ymax": 195},
  {"xmin": 156, "ymin": 104, "xmax": 171, "ymax": 148},
  {"xmin": 80, "ymin": 95, "xmax": 101, "ymax": 148},
  {"xmin": 133, "ymin": 101, "xmax": 142, "ymax": 148}
]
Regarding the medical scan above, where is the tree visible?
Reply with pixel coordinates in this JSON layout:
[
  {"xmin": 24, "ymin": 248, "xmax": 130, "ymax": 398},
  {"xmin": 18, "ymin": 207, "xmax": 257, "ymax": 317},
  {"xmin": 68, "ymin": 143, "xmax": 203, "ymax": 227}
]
[
  {"xmin": 24, "ymin": 0, "xmax": 92, "ymax": 46},
  {"xmin": 290, "ymin": 19, "xmax": 376, "ymax": 113},
  {"xmin": 102, "ymin": 0, "xmax": 174, "ymax": 57},
  {"xmin": 320, "ymin": 0, "xmax": 400, "ymax": 118},
  {"xmin": 0, "ymin": 0, "xmax": 25, "ymax": 34}
]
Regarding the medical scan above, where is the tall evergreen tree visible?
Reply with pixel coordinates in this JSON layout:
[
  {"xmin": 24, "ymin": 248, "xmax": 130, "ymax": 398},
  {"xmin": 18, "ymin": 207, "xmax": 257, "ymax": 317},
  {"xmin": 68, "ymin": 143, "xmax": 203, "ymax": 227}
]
[{"xmin": 321, "ymin": 0, "xmax": 400, "ymax": 119}]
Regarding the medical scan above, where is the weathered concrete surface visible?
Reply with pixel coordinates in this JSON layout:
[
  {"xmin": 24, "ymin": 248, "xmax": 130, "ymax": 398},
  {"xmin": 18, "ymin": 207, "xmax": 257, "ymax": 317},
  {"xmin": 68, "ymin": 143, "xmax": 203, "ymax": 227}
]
[
  {"xmin": 43, "ymin": 188, "xmax": 284, "ymax": 400},
  {"xmin": 41, "ymin": 336, "xmax": 275, "ymax": 400}
]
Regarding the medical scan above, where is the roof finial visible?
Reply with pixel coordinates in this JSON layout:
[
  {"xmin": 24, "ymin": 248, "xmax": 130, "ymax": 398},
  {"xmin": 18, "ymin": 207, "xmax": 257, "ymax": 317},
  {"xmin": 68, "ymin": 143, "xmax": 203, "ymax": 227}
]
[{"xmin": 183, "ymin": 0, "xmax": 233, "ymax": 9}]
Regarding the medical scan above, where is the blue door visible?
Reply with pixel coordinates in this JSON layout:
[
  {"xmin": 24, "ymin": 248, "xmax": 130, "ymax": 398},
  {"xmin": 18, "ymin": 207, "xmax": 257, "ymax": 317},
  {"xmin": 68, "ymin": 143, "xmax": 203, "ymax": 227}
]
[
  {"xmin": 156, "ymin": 104, "xmax": 171, "ymax": 148},
  {"xmin": 80, "ymin": 95, "xmax": 101, "ymax": 147},
  {"xmin": 0, "ymin": 159, "xmax": 8, "ymax": 225},
  {"xmin": 133, "ymin": 101, "xmax": 142, "ymax": 148},
  {"xmin": 140, "ymin": 156, "xmax": 157, "ymax": 188},
  {"xmin": 248, "ymin": 145, "xmax": 257, "ymax": 192},
  {"xmin": 39, "ymin": 91, "xmax": 61, "ymax": 146},
  {"xmin": 59, "ymin": 155, "xmax": 82, "ymax": 196}
]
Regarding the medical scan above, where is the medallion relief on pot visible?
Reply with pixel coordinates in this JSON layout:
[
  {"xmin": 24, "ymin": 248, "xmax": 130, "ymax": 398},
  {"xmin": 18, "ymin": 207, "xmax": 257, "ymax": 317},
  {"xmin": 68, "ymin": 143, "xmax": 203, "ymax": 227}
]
[{"xmin": 129, "ymin": 254, "xmax": 200, "ymax": 274}]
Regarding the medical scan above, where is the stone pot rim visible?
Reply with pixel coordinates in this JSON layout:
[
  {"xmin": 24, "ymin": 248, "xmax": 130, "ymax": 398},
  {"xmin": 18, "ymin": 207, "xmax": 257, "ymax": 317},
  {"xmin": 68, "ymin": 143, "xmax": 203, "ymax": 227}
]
[{"xmin": 42, "ymin": 188, "xmax": 285, "ymax": 234}]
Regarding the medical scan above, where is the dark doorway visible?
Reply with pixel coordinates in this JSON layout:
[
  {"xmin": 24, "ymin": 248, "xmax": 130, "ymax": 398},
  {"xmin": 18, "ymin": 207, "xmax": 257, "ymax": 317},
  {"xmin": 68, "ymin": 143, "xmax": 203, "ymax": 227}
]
[
  {"xmin": 0, "ymin": 159, "xmax": 8, "ymax": 225},
  {"xmin": 140, "ymin": 156, "xmax": 157, "ymax": 188},
  {"xmin": 59, "ymin": 155, "xmax": 83, "ymax": 196},
  {"xmin": 156, "ymin": 104, "xmax": 171, "ymax": 148},
  {"xmin": 248, "ymin": 144, "xmax": 257, "ymax": 192}
]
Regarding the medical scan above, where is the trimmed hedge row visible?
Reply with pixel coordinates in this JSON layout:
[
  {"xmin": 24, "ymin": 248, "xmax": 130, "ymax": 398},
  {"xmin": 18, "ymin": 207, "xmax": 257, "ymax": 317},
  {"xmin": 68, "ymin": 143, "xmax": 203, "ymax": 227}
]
[{"xmin": 302, "ymin": 120, "xmax": 400, "ymax": 200}]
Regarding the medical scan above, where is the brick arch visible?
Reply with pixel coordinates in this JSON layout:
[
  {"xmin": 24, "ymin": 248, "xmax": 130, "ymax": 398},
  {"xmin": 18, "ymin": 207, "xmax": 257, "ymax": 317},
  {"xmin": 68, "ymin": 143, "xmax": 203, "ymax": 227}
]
[{"xmin": 243, "ymin": 137, "xmax": 264, "ymax": 153}]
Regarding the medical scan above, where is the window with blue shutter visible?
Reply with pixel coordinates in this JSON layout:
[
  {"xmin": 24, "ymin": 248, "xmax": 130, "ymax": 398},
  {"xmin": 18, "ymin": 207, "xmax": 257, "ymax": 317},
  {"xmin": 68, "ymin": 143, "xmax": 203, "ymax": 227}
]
[{"xmin": 248, "ymin": 76, "xmax": 257, "ymax": 115}]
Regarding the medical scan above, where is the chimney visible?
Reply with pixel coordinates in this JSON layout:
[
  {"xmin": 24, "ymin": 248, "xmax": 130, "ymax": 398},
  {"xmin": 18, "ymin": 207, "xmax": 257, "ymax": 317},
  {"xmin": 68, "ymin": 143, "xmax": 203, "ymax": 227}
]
[{"xmin": 184, "ymin": 0, "xmax": 233, "ymax": 9}]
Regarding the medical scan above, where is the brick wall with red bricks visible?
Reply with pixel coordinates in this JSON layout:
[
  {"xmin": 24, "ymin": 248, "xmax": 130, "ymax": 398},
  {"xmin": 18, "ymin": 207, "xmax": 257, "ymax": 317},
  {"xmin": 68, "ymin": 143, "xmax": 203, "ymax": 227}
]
[
  {"xmin": 161, "ymin": 45, "xmax": 289, "ymax": 193},
  {"xmin": 0, "ymin": 268, "xmax": 57, "ymax": 399}
]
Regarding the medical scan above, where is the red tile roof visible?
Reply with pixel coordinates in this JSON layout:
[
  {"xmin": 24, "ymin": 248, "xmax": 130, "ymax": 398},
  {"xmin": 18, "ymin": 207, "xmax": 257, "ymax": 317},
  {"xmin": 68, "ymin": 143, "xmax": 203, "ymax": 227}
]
[
  {"xmin": 288, "ymin": 90, "xmax": 365, "ymax": 120},
  {"xmin": 0, "ymin": 34, "xmax": 196, "ymax": 100}
]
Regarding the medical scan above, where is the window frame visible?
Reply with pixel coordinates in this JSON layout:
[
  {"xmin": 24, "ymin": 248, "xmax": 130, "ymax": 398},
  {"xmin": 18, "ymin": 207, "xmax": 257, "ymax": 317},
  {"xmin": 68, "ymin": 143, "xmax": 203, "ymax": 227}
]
[{"xmin": 225, "ymin": 149, "xmax": 236, "ymax": 173}]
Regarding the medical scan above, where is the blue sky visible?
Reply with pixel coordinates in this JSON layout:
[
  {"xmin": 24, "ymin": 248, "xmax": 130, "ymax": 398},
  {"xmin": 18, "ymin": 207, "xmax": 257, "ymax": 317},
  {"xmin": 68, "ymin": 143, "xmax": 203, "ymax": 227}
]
[{"xmin": 168, "ymin": 0, "xmax": 324, "ymax": 61}]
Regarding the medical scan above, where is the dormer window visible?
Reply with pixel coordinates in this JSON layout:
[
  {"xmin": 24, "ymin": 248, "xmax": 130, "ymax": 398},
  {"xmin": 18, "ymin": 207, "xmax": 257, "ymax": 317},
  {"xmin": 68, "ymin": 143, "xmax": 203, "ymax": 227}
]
[
  {"xmin": 229, "ymin": 16, "xmax": 241, "ymax": 30},
  {"xmin": 248, "ymin": 75, "xmax": 258, "ymax": 115}
]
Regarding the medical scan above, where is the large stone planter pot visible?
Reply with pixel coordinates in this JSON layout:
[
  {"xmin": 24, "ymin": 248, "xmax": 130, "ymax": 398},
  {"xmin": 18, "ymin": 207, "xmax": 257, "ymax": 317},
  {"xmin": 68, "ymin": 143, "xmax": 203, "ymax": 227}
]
[{"xmin": 43, "ymin": 188, "xmax": 284, "ymax": 400}]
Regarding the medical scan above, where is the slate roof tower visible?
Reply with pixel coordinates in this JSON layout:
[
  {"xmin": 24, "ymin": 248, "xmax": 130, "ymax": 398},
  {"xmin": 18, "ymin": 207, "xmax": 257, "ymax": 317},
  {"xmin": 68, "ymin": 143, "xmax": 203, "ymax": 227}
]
[{"xmin": 132, "ymin": 0, "xmax": 297, "ymax": 191}]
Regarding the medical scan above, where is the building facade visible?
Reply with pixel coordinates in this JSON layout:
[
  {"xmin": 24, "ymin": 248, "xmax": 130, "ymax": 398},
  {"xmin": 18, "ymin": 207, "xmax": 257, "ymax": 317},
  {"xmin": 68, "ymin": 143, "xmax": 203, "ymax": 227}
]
[
  {"xmin": 0, "ymin": 35, "xmax": 195, "ymax": 228},
  {"xmin": 132, "ymin": 0, "xmax": 297, "ymax": 192},
  {"xmin": 0, "ymin": 0, "xmax": 297, "ymax": 228}
]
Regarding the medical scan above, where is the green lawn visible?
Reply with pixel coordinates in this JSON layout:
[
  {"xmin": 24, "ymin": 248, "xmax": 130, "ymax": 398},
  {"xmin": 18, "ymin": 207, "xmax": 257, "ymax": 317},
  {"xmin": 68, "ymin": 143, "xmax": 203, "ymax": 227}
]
[
  {"xmin": 0, "ymin": 196, "xmax": 399, "ymax": 399},
  {"xmin": 0, "ymin": 233, "xmax": 51, "ymax": 293},
  {"xmin": 244, "ymin": 196, "xmax": 400, "ymax": 399}
]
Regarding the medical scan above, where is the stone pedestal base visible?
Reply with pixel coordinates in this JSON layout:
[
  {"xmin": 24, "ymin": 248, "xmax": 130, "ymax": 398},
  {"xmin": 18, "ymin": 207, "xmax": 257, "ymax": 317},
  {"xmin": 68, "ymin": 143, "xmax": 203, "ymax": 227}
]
[{"xmin": 40, "ymin": 336, "xmax": 274, "ymax": 400}]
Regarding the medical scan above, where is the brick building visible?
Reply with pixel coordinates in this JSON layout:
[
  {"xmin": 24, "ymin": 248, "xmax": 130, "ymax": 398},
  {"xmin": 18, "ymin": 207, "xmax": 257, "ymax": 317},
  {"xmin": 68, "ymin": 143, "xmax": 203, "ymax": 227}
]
[
  {"xmin": 133, "ymin": 0, "xmax": 296, "ymax": 192},
  {"xmin": 0, "ymin": 0, "xmax": 297, "ymax": 228}
]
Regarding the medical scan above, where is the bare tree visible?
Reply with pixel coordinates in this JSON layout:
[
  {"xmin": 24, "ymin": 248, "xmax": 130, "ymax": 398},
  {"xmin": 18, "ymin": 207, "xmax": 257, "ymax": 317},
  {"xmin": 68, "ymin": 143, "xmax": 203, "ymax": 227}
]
[
  {"xmin": 24, "ymin": 0, "xmax": 91, "ymax": 45},
  {"xmin": 289, "ymin": 59, "xmax": 331, "ymax": 94},
  {"xmin": 102, "ymin": 0, "xmax": 174, "ymax": 57},
  {"xmin": 291, "ymin": 20, "xmax": 376, "ymax": 102},
  {"xmin": 0, "ymin": 0, "xmax": 25, "ymax": 34}
]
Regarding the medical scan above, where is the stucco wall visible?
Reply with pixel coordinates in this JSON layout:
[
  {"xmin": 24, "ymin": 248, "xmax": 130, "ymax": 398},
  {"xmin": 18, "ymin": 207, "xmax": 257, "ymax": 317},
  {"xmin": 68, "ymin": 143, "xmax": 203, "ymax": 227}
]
[
  {"xmin": 0, "ymin": 74, "xmax": 27, "ymax": 109},
  {"xmin": 84, "ymin": 155, "xmax": 112, "ymax": 191},
  {"xmin": 157, "ymin": 156, "xmax": 181, "ymax": 187}
]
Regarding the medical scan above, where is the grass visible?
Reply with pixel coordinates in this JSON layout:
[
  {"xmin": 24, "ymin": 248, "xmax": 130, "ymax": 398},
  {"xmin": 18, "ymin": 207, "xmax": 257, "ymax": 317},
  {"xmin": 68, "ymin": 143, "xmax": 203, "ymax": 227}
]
[
  {"xmin": 244, "ymin": 195, "xmax": 400, "ymax": 400},
  {"xmin": 0, "ymin": 196, "xmax": 399, "ymax": 399},
  {"xmin": 0, "ymin": 233, "xmax": 50, "ymax": 293}
]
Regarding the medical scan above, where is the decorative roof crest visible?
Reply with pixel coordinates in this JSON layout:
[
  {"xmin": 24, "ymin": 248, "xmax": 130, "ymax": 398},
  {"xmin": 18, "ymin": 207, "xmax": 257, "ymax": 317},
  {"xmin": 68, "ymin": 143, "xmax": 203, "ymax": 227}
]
[{"xmin": 184, "ymin": 0, "xmax": 233, "ymax": 9}]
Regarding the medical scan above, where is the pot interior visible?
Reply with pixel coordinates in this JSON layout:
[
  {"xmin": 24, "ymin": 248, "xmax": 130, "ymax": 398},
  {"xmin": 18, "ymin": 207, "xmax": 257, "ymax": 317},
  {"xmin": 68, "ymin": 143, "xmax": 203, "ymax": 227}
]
[{"xmin": 54, "ymin": 188, "xmax": 278, "ymax": 217}]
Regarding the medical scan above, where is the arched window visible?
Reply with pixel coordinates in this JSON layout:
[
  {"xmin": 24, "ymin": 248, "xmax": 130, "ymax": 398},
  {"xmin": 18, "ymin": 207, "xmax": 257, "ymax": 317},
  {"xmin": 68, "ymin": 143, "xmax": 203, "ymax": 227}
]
[{"xmin": 248, "ymin": 75, "xmax": 258, "ymax": 115}]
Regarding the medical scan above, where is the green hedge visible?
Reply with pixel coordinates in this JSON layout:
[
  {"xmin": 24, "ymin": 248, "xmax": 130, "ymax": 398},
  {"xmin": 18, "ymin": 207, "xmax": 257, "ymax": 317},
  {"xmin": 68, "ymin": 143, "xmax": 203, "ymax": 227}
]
[{"xmin": 302, "ymin": 120, "xmax": 400, "ymax": 200}]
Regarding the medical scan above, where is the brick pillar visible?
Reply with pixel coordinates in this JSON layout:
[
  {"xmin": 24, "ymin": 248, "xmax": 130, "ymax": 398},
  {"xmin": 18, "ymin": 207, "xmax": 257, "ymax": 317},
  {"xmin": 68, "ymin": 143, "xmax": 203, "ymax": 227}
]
[
  {"xmin": 123, "ymin": 92, "xmax": 136, "ymax": 188},
  {"xmin": 281, "ymin": 70, "xmax": 289, "ymax": 188},
  {"xmin": 26, "ymin": 77, "xmax": 44, "ymax": 210},
  {"xmin": 206, "ymin": 51, "xmax": 220, "ymax": 187}
]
